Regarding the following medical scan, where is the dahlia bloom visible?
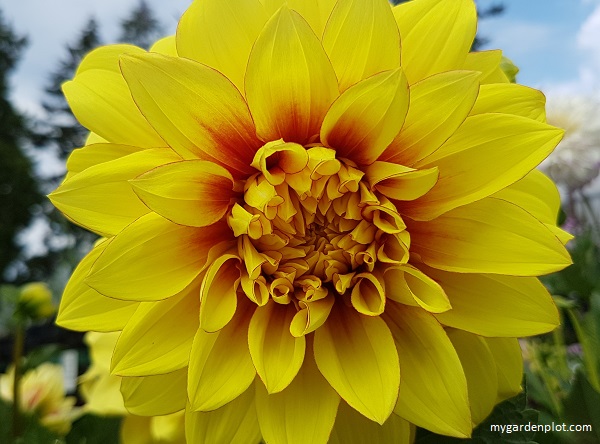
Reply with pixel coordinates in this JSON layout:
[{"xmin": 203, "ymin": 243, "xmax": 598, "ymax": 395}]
[
  {"xmin": 540, "ymin": 95, "xmax": 600, "ymax": 190},
  {"xmin": 51, "ymin": 0, "xmax": 572, "ymax": 442},
  {"xmin": 0, "ymin": 363, "xmax": 80, "ymax": 435},
  {"xmin": 80, "ymin": 332, "xmax": 186, "ymax": 444}
]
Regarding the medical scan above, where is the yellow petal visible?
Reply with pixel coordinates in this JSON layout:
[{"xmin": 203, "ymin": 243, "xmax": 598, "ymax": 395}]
[
  {"xmin": 82, "ymin": 372, "xmax": 126, "ymax": 416},
  {"xmin": 120, "ymin": 52, "xmax": 261, "ymax": 176},
  {"xmin": 66, "ymin": 143, "xmax": 141, "ymax": 175},
  {"xmin": 365, "ymin": 162, "xmax": 439, "ymax": 202},
  {"xmin": 49, "ymin": 148, "xmax": 181, "ymax": 237},
  {"xmin": 177, "ymin": 0, "xmax": 268, "ymax": 92},
  {"xmin": 447, "ymin": 329, "xmax": 498, "ymax": 426},
  {"xmin": 63, "ymin": 45, "xmax": 165, "ymax": 147},
  {"xmin": 199, "ymin": 254, "xmax": 241, "ymax": 333},
  {"xmin": 383, "ymin": 264, "xmax": 451, "ymax": 313},
  {"xmin": 80, "ymin": 332, "xmax": 128, "ymax": 415},
  {"xmin": 492, "ymin": 169, "xmax": 560, "ymax": 225},
  {"xmin": 408, "ymin": 198, "xmax": 572, "ymax": 276},
  {"xmin": 245, "ymin": 7, "xmax": 339, "ymax": 144},
  {"xmin": 130, "ymin": 160, "xmax": 234, "ymax": 228},
  {"xmin": 250, "ymin": 141, "xmax": 309, "ymax": 186},
  {"xmin": 290, "ymin": 296, "xmax": 334, "ymax": 337},
  {"xmin": 185, "ymin": 386, "xmax": 262, "ymax": 444},
  {"xmin": 263, "ymin": 0, "xmax": 338, "ymax": 37},
  {"xmin": 384, "ymin": 304, "xmax": 471, "ymax": 438},
  {"xmin": 255, "ymin": 346, "xmax": 340, "ymax": 444},
  {"xmin": 149, "ymin": 35, "xmax": 177, "ymax": 56},
  {"xmin": 120, "ymin": 367, "xmax": 187, "ymax": 416},
  {"xmin": 427, "ymin": 267, "xmax": 560, "ymax": 336},
  {"xmin": 86, "ymin": 213, "xmax": 233, "ymax": 301},
  {"xmin": 322, "ymin": 0, "xmax": 400, "ymax": 92},
  {"xmin": 189, "ymin": 303, "xmax": 255, "ymax": 411},
  {"xmin": 351, "ymin": 272, "xmax": 386, "ymax": 316},
  {"xmin": 393, "ymin": 0, "xmax": 477, "ymax": 84},
  {"xmin": 249, "ymin": 302, "xmax": 306, "ymax": 393},
  {"xmin": 76, "ymin": 44, "xmax": 142, "ymax": 74},
  {"xmin": 494, "ymin": 169, "xmax": 572, "ymax": 245},
  {"xmin": 85, "ymin": 331, "xmax": 118, "ymax": 373},
  {"xmin": 321, "ymin": 69, "xmax": 409, "ymax": 165},
  {"xmin": 111, "ymin": 286, "xmax": 199, "ymax": 376},
  {"xmin": 405, "ymin": 114, "xmax": 563, "ymax": 220},
  {"xmin": 462, "ymin": 50, "xmax": 509, "ymax": 84},
  {"xmin": 470, "ymin": 84, "xmax": 546, "ymax": 122},
  {"xmin": 381, "ymin": 71, "xmax": 480, "ymax": 166},
  {"xmin": 150, "ymin": 411, "xmax": 186, "ymax": 443},
  {"xmin": 120, "ymin": 416, "xmax": 153, "ymax": 444},
  {"xmin": 485, "ymin": 337, "xmax": 523, "ymax": 403},
  {"xmin": 314, "ymin": 301, "xmax": 400, "ymax": 424},
  {"xmin": 57, "ymin": 241, "xmax": 138, "ymax": 332},
  {"xmin": 548, "ymin": 224, "xmax": 574, "ymax": 246},
  {"xmin": 329, "ymin": 403, "xmax": 414, "ymax": 444},
  {"xmin": 84, "ymin": 132, "xmax": 107, "ymax": 145}
]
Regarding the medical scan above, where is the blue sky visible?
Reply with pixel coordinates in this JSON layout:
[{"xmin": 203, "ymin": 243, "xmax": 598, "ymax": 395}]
[
  {"xmin": 477, "ymin": 0, "xmax": 600, "ymax": 93},
  {"xmin": 3, "ymin": 0, "xmax": 600, "ymax": 116}
]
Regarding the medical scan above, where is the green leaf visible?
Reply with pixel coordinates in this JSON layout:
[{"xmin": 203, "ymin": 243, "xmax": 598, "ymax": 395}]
[
  {"xmin": 65, "ymin": 414, "xmax": 122, "ymax": 444},
  {"xmin": 22, "ymin": 344, "xmax": 62, "ymax": 373},
  {"xmin": 580, "ymin": 293, "xmax": 600, "ymax": 391},
  {"xmin": 541, "ymin": 230, "xmax": 600, "ymax": 301},
  {"xmin": 416, "ymin": 386, "xmax": 538, "ymax": 443},
  {"xmin": 562, "ymin": 370, "xmax": 600, "ymax": 444}
]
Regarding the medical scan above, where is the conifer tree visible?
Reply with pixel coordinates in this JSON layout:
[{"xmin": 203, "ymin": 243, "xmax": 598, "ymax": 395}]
[
  {"xmin": 39, "ymin": 18, "xmax": 101, "ymax": 160},
  {"xmin": 0, "ymin": 9, "xmax": 42, "ymax": 281},
  {"xmin": 118, "ymin": 0, "xmax": 164, "ymax": 50},
  {"xmin": 22, "ymin": 19, "xmax": 102, "ymax": 284}
]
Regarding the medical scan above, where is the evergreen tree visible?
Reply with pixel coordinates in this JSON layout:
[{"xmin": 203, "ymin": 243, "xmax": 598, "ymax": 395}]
[
  {"xmin": 0, "ymin": 9, "xmax": 42, "ymax": 281},
  {"xmin": 21, "ymin": 19, "xmax": 102, "ymax": 284},
  {"xmin": 118, "ymin": 0, "xmax": 164, "ymax": 50},
  {"xmin": 38, "ymin": 18, "xmax": 101, "ymax": 161}
]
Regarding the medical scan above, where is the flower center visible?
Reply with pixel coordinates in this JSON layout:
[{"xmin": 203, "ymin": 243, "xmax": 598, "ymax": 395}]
[{"xmin": 226, "ymin": 141, "xmax": 411, "ymax": 333}]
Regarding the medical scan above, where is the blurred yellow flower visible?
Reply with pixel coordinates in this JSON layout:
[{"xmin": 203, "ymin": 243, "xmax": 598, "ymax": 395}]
[
  {"xmin": 18, "ymin": 282, "xmax": 55, "ymax": 320},
  {"xmin": 0, "ymin": 363, "xmax": 80, "ymax": 435},
  {"xmin": 51, "ymin": 0, "xmax": 572, "ymax": 442},
  {"xmin": 81, "ymin": 331, "xmax": 185, "ymax": 444}
]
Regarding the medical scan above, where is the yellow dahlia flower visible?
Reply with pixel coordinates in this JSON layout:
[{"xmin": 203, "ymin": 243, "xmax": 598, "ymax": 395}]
[
  {"xmin": 51, "ymin": 0, "xmax": 572, "ymax": 441},
  {"xmin": 80, "ymin": 332, "xmax": 186, "ymax": 444},
  {"xmin": 0, "ymin": 363, "xmax": 81, "ymax": 435}
]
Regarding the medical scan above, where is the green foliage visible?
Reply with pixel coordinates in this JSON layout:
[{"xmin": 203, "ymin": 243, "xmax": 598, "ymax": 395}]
[
  {"xmin": 0, "ymin": 398, "xmax": 62, "ymax": 444},
  {"xmin": 416, "ymin": 388, "xmax": 538, "ymax": 444},
  {"xmin": 0, "ymin": 401, "xmax": 122, "ymax": 444},
  {"xmin": 562, "ymin": 371, "xmax": 600, "ymax": 444},
  {"xmin": 65, "ymin": 415, "xmax": 122, "ymax": 444},
  {"xmin": 526, "ymin": 211, "xmax": 600, "ymax": 444},
  {"xmin": 542, "ymin": 230, "xmax": 600, "ymax": 303}
]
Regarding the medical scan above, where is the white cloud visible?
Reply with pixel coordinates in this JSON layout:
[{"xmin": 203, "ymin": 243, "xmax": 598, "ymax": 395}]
[
  {"xmin": 540, "ymin": 4, "xmax": 600, "ymax": 97},
  {"xmin": 578, "ymin": 4, "xmax": 600, "ymax": 62}
]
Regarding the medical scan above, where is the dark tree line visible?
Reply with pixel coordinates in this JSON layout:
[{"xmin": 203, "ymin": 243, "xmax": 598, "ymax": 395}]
[{"xmin": 0, "ymin": 1, "xmax": 163, "ymax": 286}]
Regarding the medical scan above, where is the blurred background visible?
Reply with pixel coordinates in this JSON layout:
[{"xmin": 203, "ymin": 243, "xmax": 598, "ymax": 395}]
[{"xmin": 1, "ymin": 0, "xmax": 600, "ymax": 443}]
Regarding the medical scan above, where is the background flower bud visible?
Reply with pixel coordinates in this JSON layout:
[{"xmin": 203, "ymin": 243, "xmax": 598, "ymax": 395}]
[{"xmin": 18, "ymin": 282, "xmax": 55, "ymax": 320}]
